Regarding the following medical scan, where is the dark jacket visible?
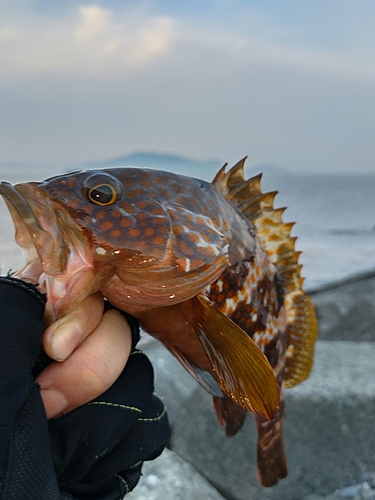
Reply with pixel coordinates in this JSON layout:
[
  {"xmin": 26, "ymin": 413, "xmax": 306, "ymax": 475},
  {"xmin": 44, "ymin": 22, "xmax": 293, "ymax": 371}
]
[{"xmin": 0, "ymin": 277, "xmax": 171, "ymax": 500}]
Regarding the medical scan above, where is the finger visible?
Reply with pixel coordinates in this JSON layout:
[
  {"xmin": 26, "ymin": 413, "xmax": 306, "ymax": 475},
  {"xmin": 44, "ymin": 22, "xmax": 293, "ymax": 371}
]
[
  {"xmin": 36, "ymin": 309, "xmax": 132, "ymax": 419},
  {"xmin": 43, "ymin": 292, "xmax": 104, "ymax": 361}
]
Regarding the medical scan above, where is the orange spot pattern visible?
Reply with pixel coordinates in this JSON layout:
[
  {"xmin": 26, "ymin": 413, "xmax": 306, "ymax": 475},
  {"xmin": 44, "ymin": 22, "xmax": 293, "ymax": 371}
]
[
  {"xmin": 42, "ymin": 166, "xmax": 251, "ymax": 273},
  {"xmin": 100, "ymin": 220, "xmax": 114, "ymax": 231}
]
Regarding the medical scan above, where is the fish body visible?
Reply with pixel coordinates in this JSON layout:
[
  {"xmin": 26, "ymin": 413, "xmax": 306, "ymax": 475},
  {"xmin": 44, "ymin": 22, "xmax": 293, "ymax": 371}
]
[{"xmin": 0, "ymin": 159, "xmax": 318, "ymax": 486}]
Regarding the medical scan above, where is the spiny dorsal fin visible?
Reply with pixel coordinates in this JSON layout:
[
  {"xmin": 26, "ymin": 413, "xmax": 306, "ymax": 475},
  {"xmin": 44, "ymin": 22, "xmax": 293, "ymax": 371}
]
[
  {"xmin": 212, "ymin": 159, "xmax": 318, "ymax": 387},
  {"xmin": 230, "ymin": 173, "xmax": 263, "ymax": 201},
  {"xmin": 212, "ymin": 160, "xmax": 299, "ymax": 286},
  {"xmin": 212, "ymin": 163, "xmax": 229, "ymax": 186},
  {"xmin": 225, "ymin": 157, "xmax": 247, "ymax": 190},
  {"xmin": 213, "ymin": 158, "xmax": 246, "ymax": 196}
]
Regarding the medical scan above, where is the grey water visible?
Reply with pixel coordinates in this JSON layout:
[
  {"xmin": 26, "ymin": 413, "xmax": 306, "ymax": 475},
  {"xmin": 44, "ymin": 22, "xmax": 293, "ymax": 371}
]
[
  {"xmin": 1, "ymin": 164, "xmax": 374, "ymax": 291},
  {"xmin": 260, "ymin": 173, "xmax": 375, "ymax": 291}
]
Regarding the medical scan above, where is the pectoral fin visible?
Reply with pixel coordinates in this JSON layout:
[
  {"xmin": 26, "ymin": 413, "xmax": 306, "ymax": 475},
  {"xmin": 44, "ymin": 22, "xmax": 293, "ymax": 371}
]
[
  {"xmin": 166, "ymin": 345, "xmax": 224, "ymax": 398},
  {"xmin": 192, "ymin": 294, "xmax": 280, "ymax": 420}
]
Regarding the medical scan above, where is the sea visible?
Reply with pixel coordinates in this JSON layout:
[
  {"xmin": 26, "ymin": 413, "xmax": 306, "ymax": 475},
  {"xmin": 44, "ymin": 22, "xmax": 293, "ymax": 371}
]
[{"xmin": 1, "ymin": 164, "xmax": 374, "ymax": 292}]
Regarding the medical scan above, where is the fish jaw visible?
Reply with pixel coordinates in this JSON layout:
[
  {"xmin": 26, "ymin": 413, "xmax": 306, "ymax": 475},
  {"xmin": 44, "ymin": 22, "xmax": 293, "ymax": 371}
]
[{"xmin": 0, "ymin": 181, "xmax": 110, "ymax": 323}]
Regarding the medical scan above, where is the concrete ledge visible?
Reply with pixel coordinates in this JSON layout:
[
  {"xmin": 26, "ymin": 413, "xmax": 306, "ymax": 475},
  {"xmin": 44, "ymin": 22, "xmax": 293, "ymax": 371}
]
[
  {"xmin": 309, "ymin": 270, "xmax": 375, "ymax": 341},
  {"xmin": 169, "ymin": 341, "xmax": 375, "ymax": 499}
]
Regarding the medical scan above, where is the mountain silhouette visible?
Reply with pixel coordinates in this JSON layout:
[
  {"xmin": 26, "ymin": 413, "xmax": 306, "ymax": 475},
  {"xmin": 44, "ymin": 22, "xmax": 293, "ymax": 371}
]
[{"xmin": 78, "ymin": 152, "xmax": 222, "ymax": 180}]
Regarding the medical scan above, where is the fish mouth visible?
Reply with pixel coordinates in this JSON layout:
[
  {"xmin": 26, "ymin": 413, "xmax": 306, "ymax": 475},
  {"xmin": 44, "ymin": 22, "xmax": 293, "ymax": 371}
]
[{"xmin": 0, "ymin": 181, "xmax": 98, "ymax": 323}]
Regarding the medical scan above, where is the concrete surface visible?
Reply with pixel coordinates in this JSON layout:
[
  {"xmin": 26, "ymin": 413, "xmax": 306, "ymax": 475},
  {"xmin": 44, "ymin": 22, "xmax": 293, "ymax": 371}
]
[
  {"xmin": 131, "ymin": 273, "xmax": 375, "ymax": 499},
  {"xmin": 126, "ymin": 448, "xmax": 226, "ymax": 500},
  {"xmin": 309, "ymin": 270, "xmax": 375, "ymax": 341},
  {"xmin": 170, "ymin": 342, "xmax": 375, "ymax": 500}
]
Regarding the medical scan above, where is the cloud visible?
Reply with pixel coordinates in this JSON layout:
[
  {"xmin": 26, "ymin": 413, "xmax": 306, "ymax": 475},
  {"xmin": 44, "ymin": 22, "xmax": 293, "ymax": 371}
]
[
  {"xmin": 245, "ymin": 41, "xmax": 375, "ymax": 82},
  {"xmin": 1, "ymin": 2, "xmax": 374, "ymax": 86},
  {"xmin": 172, "ymin": 16, "xmax": 375, "ymax": 85},
  {"xmin": 76, "ymin": 5, "xmax": 109, "ymax": 39},
  {"xmin": 0, "ymin": 2, "xmax": 374, "ymax": 173},
  {"xmin": 0, "ymin": 5, "xmax": 174, "ymax": 83}
]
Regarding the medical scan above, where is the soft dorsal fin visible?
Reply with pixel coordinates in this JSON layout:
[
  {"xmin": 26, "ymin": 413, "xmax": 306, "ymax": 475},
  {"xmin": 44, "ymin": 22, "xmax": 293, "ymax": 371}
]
[{"xmin": 212, "ymin": 159, "xmax": 318, "ymax": 387}]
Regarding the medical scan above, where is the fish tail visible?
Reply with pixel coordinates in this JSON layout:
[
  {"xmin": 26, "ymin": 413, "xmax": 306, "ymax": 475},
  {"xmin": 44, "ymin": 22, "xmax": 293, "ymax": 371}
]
[
  {"xmin": 254, "ymin": 398, "xmax": 287, "ymax": 487},
  {"xmin": 213, "ymin": 158, "xmax": 318, "ymax": 386}
]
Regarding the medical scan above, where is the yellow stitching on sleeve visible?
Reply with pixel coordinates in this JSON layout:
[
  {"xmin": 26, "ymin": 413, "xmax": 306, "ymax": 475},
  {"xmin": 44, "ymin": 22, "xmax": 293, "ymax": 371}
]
[
  {"xmin": 117, "ymin": 475, "xmax": 130, "ymax": 495},
  {"xmin": 129, "ymin": 460, "xmax": 143, "ymax": 470},
  {"xmin": 88, "ymin": 401, "xmax": 142, "ymax": 414},
  {"xmin": 130, "ymin": 350, "xmax": 145, "ymax": 357},
  {"xmin": 138, "ymin": 405, "xmax": 167, "ymax": 422}
]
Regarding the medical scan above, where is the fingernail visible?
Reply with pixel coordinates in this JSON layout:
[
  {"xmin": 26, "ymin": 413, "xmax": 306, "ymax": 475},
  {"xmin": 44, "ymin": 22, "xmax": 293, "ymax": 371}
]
[
  {"xmin": 49, "ymin": 323, "xmax": 82, "ymax": 361},
  {"xmin": 40, "ymin": 389, "xmax": 68, "ymax": 419}
]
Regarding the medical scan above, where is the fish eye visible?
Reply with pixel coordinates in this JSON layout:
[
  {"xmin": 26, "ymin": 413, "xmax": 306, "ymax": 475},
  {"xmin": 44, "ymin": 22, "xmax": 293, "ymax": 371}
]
[
  {"xmin": 87, "ymin": 184, "xmax": 117, "ymax": 206},
  {"xmin": 82, "ymin": 173, "xmax": 122, "ymax": 206}
]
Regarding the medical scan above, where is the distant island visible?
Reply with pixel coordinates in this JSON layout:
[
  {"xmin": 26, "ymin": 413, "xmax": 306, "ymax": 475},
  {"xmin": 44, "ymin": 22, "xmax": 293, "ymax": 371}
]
[
  {"xmin": 0, "ymin": 152, "xmax": 291, "ymax": 183},
  {"xmin": 75, "ymin": 151, "xmax": 291, "ymax": 181},
  {"xmin": 77, "ymin": 152, "xmax": 222, "ymax": 180}
]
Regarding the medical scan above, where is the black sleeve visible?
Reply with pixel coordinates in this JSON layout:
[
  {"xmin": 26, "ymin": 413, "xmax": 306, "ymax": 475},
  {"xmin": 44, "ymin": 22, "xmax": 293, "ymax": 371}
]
[
  {"xmin": 0, "ymin": 277, "xmax": 171, "ymax": 500},
  {"xmin": 103, "ymin": 300, "xmax": 141, "ymax": 351}
]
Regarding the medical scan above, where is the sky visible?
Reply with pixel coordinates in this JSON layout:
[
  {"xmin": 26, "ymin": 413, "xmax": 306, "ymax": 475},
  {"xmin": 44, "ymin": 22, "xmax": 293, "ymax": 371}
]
[{"xmin": 0, "ymin": 0, "xmax": 374, "ymax": 173}]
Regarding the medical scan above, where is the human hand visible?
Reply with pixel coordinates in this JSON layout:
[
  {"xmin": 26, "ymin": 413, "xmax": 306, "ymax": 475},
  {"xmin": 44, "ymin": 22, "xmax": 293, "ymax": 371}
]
[
  {"xmin": 35, "ymin": 292, "xmax": 132, "ymax": 419},
  {"xmin": 0, "ymin": 276, "xmax": 170, "ymax": 498}
]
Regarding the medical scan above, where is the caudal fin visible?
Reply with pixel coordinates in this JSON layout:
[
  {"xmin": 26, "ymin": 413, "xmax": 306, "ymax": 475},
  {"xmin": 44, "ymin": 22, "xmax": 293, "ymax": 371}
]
[{"xmin": 254, "ymin": 398, "xmax": 287, "ymax": 487}]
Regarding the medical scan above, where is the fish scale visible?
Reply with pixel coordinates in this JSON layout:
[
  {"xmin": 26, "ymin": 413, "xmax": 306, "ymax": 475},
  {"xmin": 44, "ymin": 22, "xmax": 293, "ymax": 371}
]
[
  {"xmin": 0, "ymin": 158, "xmax": 318, "ymax": 488},
  {"xmin": 208, "ymin": 250, "xmax": 287, "ymax": 372}
]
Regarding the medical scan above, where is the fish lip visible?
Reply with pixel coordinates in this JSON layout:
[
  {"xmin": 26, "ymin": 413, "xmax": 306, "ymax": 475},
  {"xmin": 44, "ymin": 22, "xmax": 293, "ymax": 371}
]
[
  {"xmin": 0, "ymin": 181, "xmax": 48, "ymax": 277},
  {"xmin": 0, "ymin": 181, "xmax": 66, "ymax": 274},
  {"xmin": 0, "ymin": 181, "xmax": 97, "ymax": 322},
  {"xmin": 0, "ymin": 181, "xmax": 44, "ymax": 241}
]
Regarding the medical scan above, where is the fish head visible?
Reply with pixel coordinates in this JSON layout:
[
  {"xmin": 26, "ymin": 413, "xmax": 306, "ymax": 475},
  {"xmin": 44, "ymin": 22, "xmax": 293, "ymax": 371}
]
[
  {"xmin": 36, "ymin": 169, "xmax": 174, "ymax": 265},
  {"xmin": 0, "ymin": 168, "xmax": 229, "ymax": 321}
]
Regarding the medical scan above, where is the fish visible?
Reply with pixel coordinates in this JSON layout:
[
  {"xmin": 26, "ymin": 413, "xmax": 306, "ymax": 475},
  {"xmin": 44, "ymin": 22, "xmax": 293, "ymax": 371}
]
[{"xmin": 0, "ymin": 158, "xmax": 318, "ymax": 486}]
